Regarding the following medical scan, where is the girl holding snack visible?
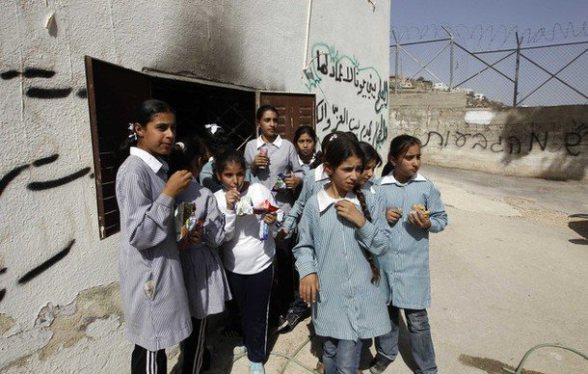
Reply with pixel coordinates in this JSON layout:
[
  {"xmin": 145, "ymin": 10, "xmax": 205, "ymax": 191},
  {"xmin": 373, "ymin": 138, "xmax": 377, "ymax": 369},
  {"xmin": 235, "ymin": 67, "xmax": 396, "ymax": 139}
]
[
  {"xmin": 213, "ymin": 150, "xmax": 280, "ymax": 374},
  {"xmin": 294, "ymin": 135, "xmax": 391, "ymax": 374},
  {"xmin": 116, "ymin": 100, "xmax": 192, "ymax": 374},
  {"xmin": 169, "ymin": 137, "xmax": 231, "ymax": 374},
  {"xmin": 369, "ymin": 135, "xmax": 448, "ymax": 374},
  {"xmin": 244, "ymin": 105, "xmax": 304, "ymax": 323}
]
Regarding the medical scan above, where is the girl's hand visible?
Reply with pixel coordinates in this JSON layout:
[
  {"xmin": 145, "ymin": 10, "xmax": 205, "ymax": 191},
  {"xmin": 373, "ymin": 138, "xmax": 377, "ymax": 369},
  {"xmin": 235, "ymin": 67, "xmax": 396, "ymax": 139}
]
[
  {"xmin": 263, "ymin": 212, "xmax": 277, "ymax": 225},
  {"xmin": 408, "ymin": 210, "xmax": 431, "ymax": 229},
  {"xmin": 276, "ymin": 228, "xmax": 288, "ymax": 239},
  {"xmin": 163, "ymin": 170, "xmax": 193, "ymax": 197},
  {"xmin": 386, "ymin": 207, "xmax": 402, "ymax": 223},
  {"xmin": 225, "ymin": 188, "xmax": 240, "ymax": 210},
  {"xmin": 335, "ymin": 200, "xmax": 366, "ymax": 228},
  {"xmin": 253, "ymin": 154, "xmax": 270, "ymax": 169},
  {"xmin": 284, "ymin": 173, "xmax": 302, "ymax": 189},
  {"xmin": 300, "ymin": 273, "xmax": 319, "ymax": 306},
  {"xmin": 188, "ymin": 224, "xmax": 204, "ymax": 245}
]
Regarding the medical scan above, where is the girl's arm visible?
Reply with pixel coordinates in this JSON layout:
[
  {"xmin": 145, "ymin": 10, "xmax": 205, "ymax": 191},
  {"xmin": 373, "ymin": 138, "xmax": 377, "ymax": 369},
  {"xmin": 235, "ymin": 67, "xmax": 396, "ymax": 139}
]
[
  {"xmin": 215, "ymin": 191, "xmax": 237, "ymax": 242},
  {"xmin": 281, "ymin": 172, "xmax": 314, "ymax": 233},
  {"xmin": 117, "ymin": 172, "xmax": 174, "ymax": 250},
  {"xmin": 293, "ymin": 201, "xmax": 319, "ymax": 304},
  {"xmin": 354, "ymin": 192, "xmax": 390, "ymax": 256},
  {"xmin": 203, "ymin": 192, "xmax": 226, "ymax": 248},
  {"xmin": 427, "ymin": 183, "xmax": 448, "ymax": 233}
]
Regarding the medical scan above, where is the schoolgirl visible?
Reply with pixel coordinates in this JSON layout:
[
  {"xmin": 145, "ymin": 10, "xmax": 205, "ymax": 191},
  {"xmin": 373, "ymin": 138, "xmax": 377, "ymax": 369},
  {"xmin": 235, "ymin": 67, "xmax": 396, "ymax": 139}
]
[
  {"xmin": 244, "ymin": 105, "xmax": 304, "ymax": 320},
  {"xmin": 370, "ymin": 135, "xmax": 448, "ymax": 374},
  {"xmin": 198, "ymin": 123, "xmax": 234, "ymax": 193},
  {"xmin": 357, "ymin": 141, "xmax": 383, "ymax": 193},
  {"xmin": 293, "ymin": 125, "xmax": 318, "ymax": 176},
  {"xmin": 168, "ymin": 137, "xmax": 232, "ymax": 374},
  {"xmin": 294, "ymin": 135, "xmax": 391, "ymax": 374},
  {"xmin": 116, "ymin": 99, "xmax": 192, "ymax": 374},
  {"xmin": 213, "ymin": 150, "xmax": 280, "ymax": 374}
]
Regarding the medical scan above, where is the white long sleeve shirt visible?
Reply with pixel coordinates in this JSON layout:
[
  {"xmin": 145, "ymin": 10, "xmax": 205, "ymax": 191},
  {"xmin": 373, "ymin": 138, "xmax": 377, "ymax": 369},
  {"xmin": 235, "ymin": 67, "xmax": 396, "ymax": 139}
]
[{"xmin": 214, "ymin": 183, "xmax": 277, "ymax": 275}]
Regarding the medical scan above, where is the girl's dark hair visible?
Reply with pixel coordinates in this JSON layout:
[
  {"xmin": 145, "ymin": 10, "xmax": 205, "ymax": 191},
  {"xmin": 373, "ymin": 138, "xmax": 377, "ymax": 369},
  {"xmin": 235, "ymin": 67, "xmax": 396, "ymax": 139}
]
[
  {"xmin": 309, "ymin": 131, "xmax": 347, "ymax": 169},
  {"xmin": 293, "ymin": 126, "xmax": 318, "ymax": 146},
  {"xmin": 168, "ymin": 136, "xmax": 207, "ymax": 175},
  {"xmin": 117, "ymin": 99, "xmax": 175, "ymax": 164},
  {"xmin": 381, "ymin": 134, "xmax": 422, "ymax": 177},
  {"xmin": 201, "ymin": 124, "xmax": 233, "ymax": 159},
  {"xmin": 135, "ymin": 99, "xmax": 175, "ymax": 127},
  {"xmin": 213, "ymin": 150, "xmax": 247, "ymax": 175},
  {"xmin": 358, "ymin": 142, "xmax": 382, "ymax": 167},
  {"xmin": 323, "ymin": 134, "xmax": 365, "ymax": 170},
  {"xmin": 256, "ymin": 104, "xmax": 279, "ymax": 121}
]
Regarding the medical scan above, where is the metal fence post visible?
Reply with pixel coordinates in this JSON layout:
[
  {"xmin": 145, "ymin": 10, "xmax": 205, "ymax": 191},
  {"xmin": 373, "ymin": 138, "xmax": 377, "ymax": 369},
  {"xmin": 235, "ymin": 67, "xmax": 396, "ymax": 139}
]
[
  {"xmin": 392, "ymin": 30, "xmax": 400, "ymax": 94},
  {"xmin": 513, "ymin": 32, "xmax": 522, "ymax": 107},
  {"xmin": 442, "ymin": 26, "xmax": 454, "ymax": 91}
]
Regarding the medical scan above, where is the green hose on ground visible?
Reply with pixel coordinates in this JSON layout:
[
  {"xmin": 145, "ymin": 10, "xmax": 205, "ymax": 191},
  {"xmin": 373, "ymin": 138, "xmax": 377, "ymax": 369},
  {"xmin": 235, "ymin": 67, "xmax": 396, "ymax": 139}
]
[{"xmin": 503, "ymin": 343, "xmax": 588, "ymax": 374}]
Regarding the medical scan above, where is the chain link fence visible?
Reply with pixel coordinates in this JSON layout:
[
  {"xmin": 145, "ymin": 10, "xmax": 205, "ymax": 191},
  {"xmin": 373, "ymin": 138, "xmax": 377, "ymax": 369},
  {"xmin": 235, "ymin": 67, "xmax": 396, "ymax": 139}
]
[{"xmin": 390, "ymin": 30, "xmax": 588, "ymax": 107}]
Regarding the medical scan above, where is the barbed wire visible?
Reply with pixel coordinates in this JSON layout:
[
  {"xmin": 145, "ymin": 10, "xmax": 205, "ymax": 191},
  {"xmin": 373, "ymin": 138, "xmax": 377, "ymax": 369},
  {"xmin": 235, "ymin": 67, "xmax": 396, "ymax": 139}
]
[{"xmin": 391, "ymin": 22, "xmax": 588, "ymax": 50}]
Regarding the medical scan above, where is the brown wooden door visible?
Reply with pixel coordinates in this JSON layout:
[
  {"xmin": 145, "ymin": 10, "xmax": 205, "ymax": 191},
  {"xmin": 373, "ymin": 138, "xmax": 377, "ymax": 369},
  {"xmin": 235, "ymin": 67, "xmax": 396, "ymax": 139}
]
[
  {"xmin": 259, "ymin": 93, "xmax": 315, "ymax": 142},
  {"xmin": 85, "ymin": 56, "xmax": 151, "ymax": 239}
]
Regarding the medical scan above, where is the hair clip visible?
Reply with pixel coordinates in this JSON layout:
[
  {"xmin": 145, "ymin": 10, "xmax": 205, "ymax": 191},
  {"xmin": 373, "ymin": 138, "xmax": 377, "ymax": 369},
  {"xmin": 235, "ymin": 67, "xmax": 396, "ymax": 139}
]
[
  {"xmin": 204, "ymin": 123, "xmax": 221, "ymax": 135},
  {"xmin": 128, "ymin": 123, "xmax": 137, "ymax": 142},
  {"xmin": 175, "ymin": 141, "xmax": 185, "ymax": 150},
  {"xmin": 329, "ymin": 134, "xmax": 338, "ymax": 142}
]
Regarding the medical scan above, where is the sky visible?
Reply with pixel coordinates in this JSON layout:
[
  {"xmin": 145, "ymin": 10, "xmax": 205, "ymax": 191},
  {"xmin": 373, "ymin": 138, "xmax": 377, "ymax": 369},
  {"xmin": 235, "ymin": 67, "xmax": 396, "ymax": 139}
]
[{"xmin": 389, "ymin": 0, "xmax": 588, "ymax": 105}]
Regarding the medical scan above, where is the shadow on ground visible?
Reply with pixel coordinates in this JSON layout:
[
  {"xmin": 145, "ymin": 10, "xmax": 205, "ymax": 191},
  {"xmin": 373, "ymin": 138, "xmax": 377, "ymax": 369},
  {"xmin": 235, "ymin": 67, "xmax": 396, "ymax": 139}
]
[
  {"xmin": 459, "ymin": 354, "xmax": 545, "ymax": 374},
  {"xmin": 568, "ymin": 216, "xmax": 588, "ymax": 245}
]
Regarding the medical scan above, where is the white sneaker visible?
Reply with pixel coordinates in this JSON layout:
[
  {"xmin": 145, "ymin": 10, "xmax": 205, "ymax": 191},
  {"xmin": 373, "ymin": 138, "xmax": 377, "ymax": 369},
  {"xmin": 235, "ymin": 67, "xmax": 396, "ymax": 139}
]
[
  {"xmin": 249, "ymin": 361, "xmax": 265, "ymax": 374},
  {"xmin": 233, "ymin": 345, "xmax": 247, "ymax": 356}
]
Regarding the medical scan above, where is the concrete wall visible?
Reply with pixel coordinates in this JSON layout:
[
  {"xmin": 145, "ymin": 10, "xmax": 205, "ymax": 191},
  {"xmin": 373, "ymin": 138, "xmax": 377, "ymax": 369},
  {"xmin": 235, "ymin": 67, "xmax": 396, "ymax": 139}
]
[
  {"xmin": 390, "ymin": 92, "xmax": 588, "ymax": 181},
  {"xmin": 0, "ymin": 1, "xmax": 390, "ymax": 371}
]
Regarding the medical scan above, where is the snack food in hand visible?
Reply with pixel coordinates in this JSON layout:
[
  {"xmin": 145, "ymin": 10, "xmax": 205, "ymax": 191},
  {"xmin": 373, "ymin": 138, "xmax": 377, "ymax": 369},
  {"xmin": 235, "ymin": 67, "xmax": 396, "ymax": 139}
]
[{"xmin": 412, "ymin": 203, "xmax": 430, "ymax": 217}]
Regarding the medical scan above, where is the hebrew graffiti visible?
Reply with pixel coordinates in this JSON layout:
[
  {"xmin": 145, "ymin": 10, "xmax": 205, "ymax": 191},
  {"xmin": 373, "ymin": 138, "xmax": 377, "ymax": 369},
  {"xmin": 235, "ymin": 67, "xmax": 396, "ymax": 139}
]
[
  {"xmin": 0, "ymin": 152, "xmax": 91, "ymax": 304},
  {"xmin": 1, "ymin": 67, "xmax": 86, "ymax": 99},
  {"xmin": 421, "ymin": 125, "xmax": 587, "ymax": 156}
]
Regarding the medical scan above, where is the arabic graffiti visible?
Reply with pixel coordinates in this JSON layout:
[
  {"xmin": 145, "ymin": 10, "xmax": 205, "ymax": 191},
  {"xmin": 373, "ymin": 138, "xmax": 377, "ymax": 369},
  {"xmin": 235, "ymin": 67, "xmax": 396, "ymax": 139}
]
[
  {"xmin": 317, "ymin": 99, "xmax": 387, "ymax": 149},
  {"xmin": 305, "ymin": 43, "xmax": 388, "ymax": 114}
]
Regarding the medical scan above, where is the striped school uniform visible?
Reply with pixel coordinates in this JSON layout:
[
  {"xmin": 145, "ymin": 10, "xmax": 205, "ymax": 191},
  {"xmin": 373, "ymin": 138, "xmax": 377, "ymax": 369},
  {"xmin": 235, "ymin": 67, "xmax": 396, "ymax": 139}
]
[
  {"xmin": 282, "ymin": 163, "xmax": 329, "ymax": 234},
  {"xmin": 293, "ymin": 187, "xmax": 391, "ymax": 341},
  {"xmin": 116, "ymin": 147, "xmax": 192, "ymax": 353},
  {"xmin": 376, "ymin": 173, "xmax": 448, "ymax": 309}
]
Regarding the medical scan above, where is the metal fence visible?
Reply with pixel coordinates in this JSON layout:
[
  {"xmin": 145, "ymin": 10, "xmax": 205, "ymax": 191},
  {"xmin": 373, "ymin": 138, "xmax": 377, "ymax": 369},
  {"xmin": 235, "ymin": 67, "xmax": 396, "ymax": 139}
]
[{"xmin": 390, "ymin": 28, "xmax": 588, "ymax": 107}]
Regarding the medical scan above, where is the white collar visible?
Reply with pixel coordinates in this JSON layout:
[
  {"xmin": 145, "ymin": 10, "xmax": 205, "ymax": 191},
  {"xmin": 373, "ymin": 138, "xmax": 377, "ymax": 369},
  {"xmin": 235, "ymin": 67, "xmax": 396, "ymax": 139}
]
[
  {"xmin": 130, "ymin": 147, "xmax": 167, "ymax": 173},
  {"xmin": 314, "ymin": 163, "xmax": 329, "ymax": 182},
  {"xmin": 256, "ymin": 135, "xmax": 283, "ymax": 149},
  {"xmin": 298, "ymin": 153, "xmax": 316, "ymax": 167},
  {"xmin": 317, "ymin": 187, "xmax": 360, "ymax": 213},
  {"xmin": 380, "ymin": 172, "xmax": 426, "ymax": 186}
]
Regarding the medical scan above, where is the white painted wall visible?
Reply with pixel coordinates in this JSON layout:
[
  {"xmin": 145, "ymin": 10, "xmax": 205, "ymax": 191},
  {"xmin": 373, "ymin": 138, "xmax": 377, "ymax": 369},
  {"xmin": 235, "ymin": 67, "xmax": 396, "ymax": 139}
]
[{"xmin": 0, "ymin": 1, "xmax": 390, "ymax": 371}]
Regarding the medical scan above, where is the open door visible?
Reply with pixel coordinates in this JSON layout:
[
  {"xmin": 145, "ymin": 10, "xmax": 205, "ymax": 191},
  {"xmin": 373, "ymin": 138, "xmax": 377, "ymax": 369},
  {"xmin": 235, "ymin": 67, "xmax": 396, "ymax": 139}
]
[
  {"xmin": 260, "ymin": 93, "xmax": 315, "ymax": 142},
  {"xmin": 85, "ymin": 56, "xmax": 151, "ymax": 239}
]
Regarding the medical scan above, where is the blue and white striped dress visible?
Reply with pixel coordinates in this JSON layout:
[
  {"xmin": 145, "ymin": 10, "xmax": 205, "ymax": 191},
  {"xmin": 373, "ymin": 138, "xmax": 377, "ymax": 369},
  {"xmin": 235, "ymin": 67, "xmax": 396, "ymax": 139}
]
[
  {"xmin": 282, "ymin": 164, "xmax": 329, "ymax": 233},
  {"xmin": 293, "ymin": 187, "xmax": 391, "ymax": 341},
  {"xmin": 176, "ymin": 181, "xmax": 232, "ymax": 319},
  {"xmin": 116, "ymin": 147, "xmax": 192, "ymax": 351},
  {"xmin": 376, "ymin": 173, "xmax": 448, "ymax": 309}
]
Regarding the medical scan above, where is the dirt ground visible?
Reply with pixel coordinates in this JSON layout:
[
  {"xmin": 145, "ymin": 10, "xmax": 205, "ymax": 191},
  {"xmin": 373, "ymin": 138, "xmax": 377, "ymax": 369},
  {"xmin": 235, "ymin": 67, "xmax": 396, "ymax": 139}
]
[{"xmin": 200, "ymin": 165, "xmax": 588, "ymax": 374}]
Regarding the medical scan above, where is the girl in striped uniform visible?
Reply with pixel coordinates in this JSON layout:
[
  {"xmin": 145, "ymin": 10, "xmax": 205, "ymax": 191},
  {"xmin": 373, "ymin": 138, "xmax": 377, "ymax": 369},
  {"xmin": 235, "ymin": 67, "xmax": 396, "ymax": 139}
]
[
  {"xmin": 294, "ymin": 135, "xmax": 391, "ymax": 374},
  {"xmin": 169, "ymin": 137, "xmax": 232, "ymax": 374},
  {"xmin": 213, "ymin": 150, "xmax": 279, "ymax": 374},
  {"xmin": 116, "ymin": 100, "xmax": 193, "ymax": 374},
  {"xmin": 369, "ymin": 135, "xmax": 448, "ymax": 374}
]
